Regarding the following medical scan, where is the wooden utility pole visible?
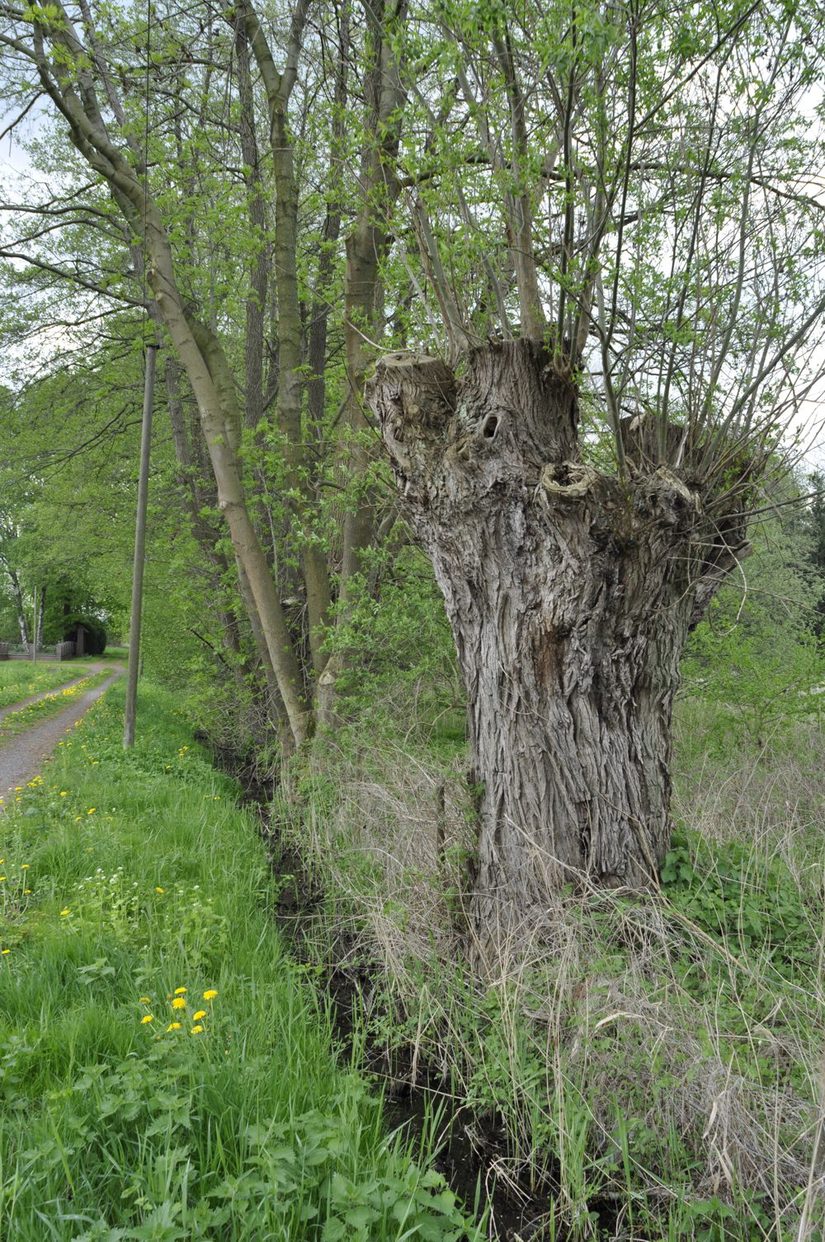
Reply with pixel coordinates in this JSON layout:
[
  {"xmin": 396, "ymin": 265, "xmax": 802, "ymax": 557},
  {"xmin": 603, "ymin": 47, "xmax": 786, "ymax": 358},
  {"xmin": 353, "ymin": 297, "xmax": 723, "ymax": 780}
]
[{"xmin": 124, "ymin": 344, "xmax": 158, "ymax": 748}]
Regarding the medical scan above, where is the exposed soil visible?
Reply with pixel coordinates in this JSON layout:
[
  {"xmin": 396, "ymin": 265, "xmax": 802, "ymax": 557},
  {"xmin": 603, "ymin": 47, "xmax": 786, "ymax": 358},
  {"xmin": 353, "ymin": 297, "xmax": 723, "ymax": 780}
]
[{"xmin": 0, "ymin": 665, "xmax": 125, "ymax": 806}]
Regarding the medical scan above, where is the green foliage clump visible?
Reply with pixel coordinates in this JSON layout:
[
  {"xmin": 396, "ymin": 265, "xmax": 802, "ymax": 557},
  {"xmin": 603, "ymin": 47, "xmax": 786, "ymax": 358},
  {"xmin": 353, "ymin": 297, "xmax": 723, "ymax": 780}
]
[
  {"xmin": 71, "ymin": 615, "xmax": 108, "ymax": 655},
  {"xmin": 323, "ymin": 546, "xmax": 462, "ymax": 744},
  {"xmin": 661, "ymin": 828, "xmax": 818, "ymax": 975},
  {"xmin": 681, "ymin": 513, "xmax": 824, "ymax": 752}
]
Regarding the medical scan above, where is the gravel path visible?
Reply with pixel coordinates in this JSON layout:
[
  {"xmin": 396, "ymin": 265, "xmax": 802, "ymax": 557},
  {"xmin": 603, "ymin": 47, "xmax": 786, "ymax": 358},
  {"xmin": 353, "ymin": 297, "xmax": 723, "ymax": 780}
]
[
  {"xmin": 0, "ymin": 666, "xmax": 125, "ymax": 807},
  {"xmin": 0, "ymin": 665, "xmax": 102, "ymax": 726}
]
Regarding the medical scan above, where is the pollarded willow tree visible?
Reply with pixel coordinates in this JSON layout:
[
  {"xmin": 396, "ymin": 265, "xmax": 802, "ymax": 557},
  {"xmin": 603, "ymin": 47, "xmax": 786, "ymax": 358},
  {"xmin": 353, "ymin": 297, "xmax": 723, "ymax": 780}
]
[
  {"xmin": 1, "ymin": 0, "xmax": 823, "ymax": 949},
  {"xmin": 369, "ymin": 0, "xmax": 825, "ymax": 939}
]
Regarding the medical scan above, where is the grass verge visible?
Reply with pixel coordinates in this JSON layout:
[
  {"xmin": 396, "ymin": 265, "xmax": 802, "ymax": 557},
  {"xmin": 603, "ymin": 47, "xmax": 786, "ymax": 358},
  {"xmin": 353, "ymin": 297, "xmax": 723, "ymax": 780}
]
[
  {"xmin": 0, "ymin": 662, "xmax": 95, "ymax": 710},
  {"xmin": 0, "ymin": 682, "xmax": 482, "ymax": 1241}
]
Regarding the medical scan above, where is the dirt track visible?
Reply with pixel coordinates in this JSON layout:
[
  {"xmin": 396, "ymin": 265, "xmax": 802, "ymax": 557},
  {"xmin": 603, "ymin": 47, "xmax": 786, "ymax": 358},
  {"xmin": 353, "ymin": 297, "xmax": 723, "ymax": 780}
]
[
  {"xmin": 0, "ymin": 665, "xmax": 124, "ymax": 807},
  {"xmin": 0, "ymin": 666, "xmax": 104, "ymax": 726}
]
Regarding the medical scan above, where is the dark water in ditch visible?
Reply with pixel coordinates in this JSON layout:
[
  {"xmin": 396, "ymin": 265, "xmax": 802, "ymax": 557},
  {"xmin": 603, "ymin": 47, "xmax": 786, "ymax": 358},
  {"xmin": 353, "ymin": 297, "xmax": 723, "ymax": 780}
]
[
  {"xmin": 274, "ymin": 864, "xmax": 557, "ymax": 1242},
  {"xmin": 207, "ymin": 742, "xmax": 607, "ymax": 1242}
]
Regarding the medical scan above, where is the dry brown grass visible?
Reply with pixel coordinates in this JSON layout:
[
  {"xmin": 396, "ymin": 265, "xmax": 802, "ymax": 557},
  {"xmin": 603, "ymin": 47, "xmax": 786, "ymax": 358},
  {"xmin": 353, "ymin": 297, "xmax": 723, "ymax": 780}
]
[{"xmin": 278, "ymin": 702, "xmax": 825, "ymax": 1239}]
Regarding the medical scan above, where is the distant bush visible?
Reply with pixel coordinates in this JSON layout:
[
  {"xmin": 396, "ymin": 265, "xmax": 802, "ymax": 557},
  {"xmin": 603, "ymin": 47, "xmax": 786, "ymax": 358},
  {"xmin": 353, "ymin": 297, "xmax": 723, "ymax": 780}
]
[{"xmin": 71, "ymin": 617, "xmax": 107, "ymax": 655}]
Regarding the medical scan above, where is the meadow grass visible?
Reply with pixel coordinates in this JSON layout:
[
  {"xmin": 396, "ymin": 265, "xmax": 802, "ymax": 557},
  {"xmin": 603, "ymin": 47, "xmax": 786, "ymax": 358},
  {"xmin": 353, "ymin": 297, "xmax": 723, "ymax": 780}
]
[
  {"xmin": 0, "ymin": 662, "xmax": 95, "ymax": 710},
  {"xmin": 0, "ymin": 683, "xmax": 481, "ymax": 1241}
]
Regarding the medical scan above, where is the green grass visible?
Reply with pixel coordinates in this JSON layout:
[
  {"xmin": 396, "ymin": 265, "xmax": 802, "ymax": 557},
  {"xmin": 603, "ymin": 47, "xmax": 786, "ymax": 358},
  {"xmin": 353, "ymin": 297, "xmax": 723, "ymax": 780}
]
[
  {"xmin": 0, "ymin": 684, "xmax": 481, "ymax": 1240},
  {"xmin": 97, "ymin": 647, "xmax": 128, "ymax": 662},
  {"xmin": 0, "ymin": 661, "xmax": 95, "ymax": 710}
]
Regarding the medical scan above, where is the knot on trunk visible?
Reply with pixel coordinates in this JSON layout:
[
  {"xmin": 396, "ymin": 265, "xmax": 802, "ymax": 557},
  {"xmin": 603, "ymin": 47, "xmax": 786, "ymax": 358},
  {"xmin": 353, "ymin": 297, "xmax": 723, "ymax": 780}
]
[
  {"xmin": 370, "ymin": 351, "xmax": 455, "ymax": 440},
  {"xmin": 460, "ymin": 339, "xmax": 578, "ymax": 463},
  {"xmin": 540, "ymin": 461, "xmax": 600, "ymax": 500},
  {"xmin": 635, "ymin": 467, "xmax": 701, "ymax": 528},
  {"xmin": 621, "ymin": 412, "xmax": 691, "ymax": 471},
  {"xmin": 369, "ymin": 353, "xmax": 456, "ymax": 499},
  {"xmin": 370, "ymin": 340, "xmax": 580, "ymax": 507}
]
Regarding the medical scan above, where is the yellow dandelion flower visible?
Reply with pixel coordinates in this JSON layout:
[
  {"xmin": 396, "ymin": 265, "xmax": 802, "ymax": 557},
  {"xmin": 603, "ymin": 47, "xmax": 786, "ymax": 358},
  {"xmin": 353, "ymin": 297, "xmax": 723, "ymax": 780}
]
[
  {"xmin": 192, "ymin": 1010, "xmax": 206, "ymax": 1021},
  {"xmin": 203, "ymin": 989, "xmax": 218, "ymax": 1001},
  {"xmin": 171, "ymin": 997, "xmax": 186, "ymax": 1010},
  {"xmin": 87, "ymin": 808, "xmax": 96, "ymax": 815},
  {"xmin": 155, "ymin": 886, "xmax": 165, "ymax": 894},
  {"xmin": 139, "ymin": 996, "xmax": 151, "ymax": 1004},
  {"xmin": 191, "ymin": 1025, "xmax": 203, "ymax": 1035},
  {"xmin": 20, "ymin": 864, "xmax": 29, "ymax": 870},
  {"xmin": 23, "ymin": 889, "xmax": 31, "ymax": 895},
  {"xmin": 59, "ymin": 791, "xmax": 68, "ymax": 797},
  {"xmin": 1, "ymin": 949, "xmax": 10, "ymax": 955},
  {"xmin": 174, "ymin": 986, "xmax": 187, "ymax": 995},
  {"xmin": 141, "ymin": 1014, "xmax": 154, "ymax": 1025},
  {"xmin": 166, "ymin": 1022, "xmax": 182, "ymax": 1032},
  {"xmin": 59, "ymin": 908, "xmax": 70, "ymax": 917}
]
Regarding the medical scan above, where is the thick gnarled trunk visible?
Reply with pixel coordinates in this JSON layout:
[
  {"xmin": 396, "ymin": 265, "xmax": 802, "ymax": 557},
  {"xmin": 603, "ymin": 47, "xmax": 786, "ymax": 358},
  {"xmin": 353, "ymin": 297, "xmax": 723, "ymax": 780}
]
[{"xmin": 371, "ymin": 340, "xmax": 747, "ymax": 941}]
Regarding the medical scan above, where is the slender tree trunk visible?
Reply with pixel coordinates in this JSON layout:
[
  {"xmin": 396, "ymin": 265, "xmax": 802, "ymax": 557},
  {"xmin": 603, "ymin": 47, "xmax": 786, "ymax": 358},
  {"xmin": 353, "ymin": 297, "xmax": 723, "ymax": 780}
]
[
  {"xmin": 235, "ymin": 18, "xmax": 268, "ymax": 435},
  {"xmin": 28, "ymin": 2, "xmax": 311, "ymax": 748},
  {"xmin": 317, "ymin": 0, "xmax": 408, "ymax": 728},
  {"xmin": 9, "ymin": 572, "xmax": 30, "ymax": 648},
  {"xmin": 165, "ymin": 357, "xmax": 264, "ymax": 698},
  {"xmin": 166, "ymin": 298, "xmax": 311, "ymax": 746},
  {"xmin": 371, "ymin": 341, "xmax": 749, "ymax": 954},
  {"xmin": 239, "ymin": 0, "xmax": 332, "ymax": 679},
  {"xmin": 35, "ymin": 585, "xmax": 46, "ymax": 651}
]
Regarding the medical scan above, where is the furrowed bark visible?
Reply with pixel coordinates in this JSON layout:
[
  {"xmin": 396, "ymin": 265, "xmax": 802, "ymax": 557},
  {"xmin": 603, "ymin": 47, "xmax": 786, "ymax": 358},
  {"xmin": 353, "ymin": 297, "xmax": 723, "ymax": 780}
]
[{"xmin": 371, "ymin": 340, "xmax": 749, "ymax": 955}]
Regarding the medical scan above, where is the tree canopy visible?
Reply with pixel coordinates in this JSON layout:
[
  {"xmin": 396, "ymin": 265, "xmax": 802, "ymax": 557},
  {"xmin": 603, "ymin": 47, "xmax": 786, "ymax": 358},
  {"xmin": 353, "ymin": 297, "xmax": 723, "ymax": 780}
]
[{"xmin": 0, "ymin": 0, "xmax": 823, "ymax": 926}]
